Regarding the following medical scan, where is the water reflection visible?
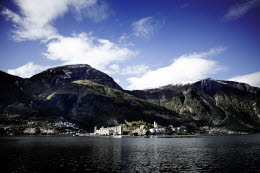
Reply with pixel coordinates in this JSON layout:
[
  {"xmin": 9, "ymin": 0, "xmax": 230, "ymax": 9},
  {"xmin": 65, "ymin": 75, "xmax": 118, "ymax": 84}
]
[{"xmin": 0, "ymin": 135, "xmax": 260, "ymax": 172}]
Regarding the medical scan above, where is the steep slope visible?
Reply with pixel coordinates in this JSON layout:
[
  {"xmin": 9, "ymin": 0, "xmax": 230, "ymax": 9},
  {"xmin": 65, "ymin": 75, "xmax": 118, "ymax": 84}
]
[
  {"xmin": 129, "ymin": 78, "xmax": 260, "ymax": 132},
  {"xmin": 0, "ymin": 71, "xmax": 32, "ymax": 115},
  {"xmin": 38, "ymin": 80, "xmax": 180, "ymax": 129},
  {"xmin": 26, "ymin": 64, "xmax": 122, "ymax": 96},
  {"xmin": 0, "ymin": 68, "xmax": 180, "ymax": 130}
]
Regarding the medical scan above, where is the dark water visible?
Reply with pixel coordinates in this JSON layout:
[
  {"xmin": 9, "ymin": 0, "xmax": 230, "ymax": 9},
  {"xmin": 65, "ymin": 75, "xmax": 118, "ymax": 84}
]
[{"xmin": 1, "ymin": 135, "xmax": 260, "ymax": 173}]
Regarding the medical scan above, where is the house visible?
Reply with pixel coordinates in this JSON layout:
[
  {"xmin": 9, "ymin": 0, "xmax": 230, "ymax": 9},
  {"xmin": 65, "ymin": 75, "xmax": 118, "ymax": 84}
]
[{"xmin": 171, "ymin": 125, "xmax": 187, "ymax": 133}]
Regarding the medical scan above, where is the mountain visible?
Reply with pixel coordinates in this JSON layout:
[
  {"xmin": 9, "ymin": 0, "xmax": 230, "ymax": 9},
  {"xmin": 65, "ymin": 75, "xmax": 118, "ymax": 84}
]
[
  {"xmin": 0, "ymin": 65, "xmax": 179, "ymax": 130},
  {"xmin": 128, "ymin": 78, "xmax": 260, "ymax": 132},
  {"xmin": 1, "ymin": 65, "xmax": 260, "ymax": 132},
  {"xmin": 37, "ymin": 80, "xmax": 179, "ymax": 129},
  {"xmin": 0, "ymin": 70, "xmax": 24, "ymax": 104},
  {"xmin": 0, "ymin": 71, "xmax": 32, "ymax": 116},
  {"xmin": 25, "ymin": 64, "xmax": 122, "ymax": 96}
]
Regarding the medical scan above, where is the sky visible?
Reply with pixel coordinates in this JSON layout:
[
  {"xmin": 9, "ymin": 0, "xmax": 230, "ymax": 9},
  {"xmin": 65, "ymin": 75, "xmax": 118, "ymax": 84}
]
[{"xmin": 0, "ymin": 0, "xmax": 260, "ymax": 90}]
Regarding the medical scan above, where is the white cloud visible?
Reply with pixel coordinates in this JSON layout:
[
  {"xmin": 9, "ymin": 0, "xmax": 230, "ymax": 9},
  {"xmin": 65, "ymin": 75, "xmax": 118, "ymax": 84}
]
[
  {"xmin": 109, "ymin": 64, "xmax": 120, "ymax": 71},
  {"xmin": 127, "ymin": 47, "xmax": 225, "ymax": 90},
  {"xmin": 103, "ymin": 64, "xmax": 149, "ymax": 75},
  {"xmin": 117, "ymin": 34, "xmax": 134, "ymax": 47},
  {"xmin": 223, "ymin": 0, "xmax": 260, "ymax": 21},
  {"xmin": 43, "ymin": 32, "xmax": 135, "ymax": 70},
  {"xmin": 121, "ymin": 65, "xmax": 149, "ymax": 75},
  {"xmin": 1, "ymin": 0, "xmax": 108, "ymax": 41},
  {"xmin": 1, "ymin": 7, "xmax": 59, "ymax": 41},
  {"xmin": 228, "ymin": 71, "xmax": 260, "ymax": 88},
  {"xmin": 2, "ymin": 0, "xmax": 133, "ymax": 77},
  {"xmin": 71, "ymin": 0, "xmax": 108, "ymax": 22},
  {"xmin": 132, "ymin": 16, "xmax": 162, "ymax": 39},
  {"xmin": 8, "ymin": 32, "xmax": 136, "ymax": 77},
  {"xmin": 7, "ymin": 62, "xmax": 49, "ymax": 78},
  {"xmin": 104, "ymin": 64, "xmax": 121, "ymax": 74}
]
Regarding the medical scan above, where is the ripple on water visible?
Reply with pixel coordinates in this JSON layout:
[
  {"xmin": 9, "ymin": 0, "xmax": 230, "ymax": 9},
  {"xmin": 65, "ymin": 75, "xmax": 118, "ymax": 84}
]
[{"xmin": 0, "ymin": 135, "xmax": 260, "ymax": 172}]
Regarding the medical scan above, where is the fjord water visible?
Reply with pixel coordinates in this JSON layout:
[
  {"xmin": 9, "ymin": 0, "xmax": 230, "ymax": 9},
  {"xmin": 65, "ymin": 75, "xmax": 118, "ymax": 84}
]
[{"xmin": 1, "ymin": 135, "xmax": 260, "ymax": 172}]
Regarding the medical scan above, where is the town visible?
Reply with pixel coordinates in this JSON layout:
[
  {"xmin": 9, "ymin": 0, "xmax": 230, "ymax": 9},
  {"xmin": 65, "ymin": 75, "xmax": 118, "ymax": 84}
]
[
  {"xmin": 91, "ymin": 121, "xmax": 189, "ymax": 136},
  {"xmin": 0, "ymin": 114, "xmax": 192, "ymax": 136},
  {"xmin": 0, "ymin": 116, "xmax": 86, "ymax": 136}
]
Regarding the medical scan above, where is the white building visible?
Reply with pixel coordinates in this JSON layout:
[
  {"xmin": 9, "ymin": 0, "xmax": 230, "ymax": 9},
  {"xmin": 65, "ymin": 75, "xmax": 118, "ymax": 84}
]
[
  {"xmin": 154, "ymin": 121, "xmax": 158, "ymax": 128},
  {"xmin": 171, "ymin": 125, "xmax": 187, "ymax": 133},
  {"xmin": 94, "ymin": 126, "xmax": 123, "ymax": 136},
  {"xmin": 149, "ymin": 121, "xmax": 165, "ymax": 134}
]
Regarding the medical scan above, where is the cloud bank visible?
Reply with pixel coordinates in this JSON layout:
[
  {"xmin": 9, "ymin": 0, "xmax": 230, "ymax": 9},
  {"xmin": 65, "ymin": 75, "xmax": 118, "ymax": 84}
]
[
  {"xmin": 127, "ymin": 48, "xmax": 225, "ymax": 90},
  {"xmin": 229, "ymin": 71, "xmax": 260, "ymax": 88},
  {"xmin": 6, "ymin": 32, "xmax": 135, "ymax": 78},
  {"xmin": 44, "ymin": 32, "xmax": 135, "ymax": 70},
  {"xmin": 3, "ymin": 0, "xmax": 136, "ymax": 78}
]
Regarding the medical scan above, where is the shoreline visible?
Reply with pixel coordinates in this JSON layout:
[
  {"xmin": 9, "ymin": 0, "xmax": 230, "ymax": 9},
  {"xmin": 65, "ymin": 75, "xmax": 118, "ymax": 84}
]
[{"xmin": 1, "ymin": 133, "xmax": 257, "ymax": 138}]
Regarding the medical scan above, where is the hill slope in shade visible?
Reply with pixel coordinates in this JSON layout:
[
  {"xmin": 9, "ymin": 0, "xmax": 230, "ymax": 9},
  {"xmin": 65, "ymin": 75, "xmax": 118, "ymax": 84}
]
[
  {"xmin": 0, "ymin": 71, "xmax": 32, "ymax": 116},
  {"xmin": 37, "ymin": 80, "xmax": 179, "ymax": 129}
]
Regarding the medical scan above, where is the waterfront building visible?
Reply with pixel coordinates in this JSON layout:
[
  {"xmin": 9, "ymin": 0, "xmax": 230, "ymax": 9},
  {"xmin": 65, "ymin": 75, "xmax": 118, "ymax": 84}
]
[
  {"xmin": 149, "ymin": 121, "xmax": 165, "ymax": 134},
  {"xmin": 171, "ymin": 125, "xmax": 187, "ymax": 133},
  {"xmin": 94, "ymin": 126, "xmax": 123, "ymax": 136},
  {"xmin": 154, "ymin": 121, "xmax": 158, "ymax": 128}
]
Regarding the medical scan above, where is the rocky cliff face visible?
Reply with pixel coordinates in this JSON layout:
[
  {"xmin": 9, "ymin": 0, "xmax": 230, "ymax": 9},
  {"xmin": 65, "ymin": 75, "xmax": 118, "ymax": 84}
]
[{"xmin": 128, "ymin": 78, "xmax": 260, "ymax": 132}]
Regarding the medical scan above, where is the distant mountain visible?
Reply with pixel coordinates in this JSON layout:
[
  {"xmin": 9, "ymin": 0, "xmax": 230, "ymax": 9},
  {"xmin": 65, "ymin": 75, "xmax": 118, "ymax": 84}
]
[
  {"xmin": 0, "ymin": 65, "xmax": 260, "ymax": 132},
  {"xmin": 128, "ymin": 78, "xmax": 260, "ymax": 132}
]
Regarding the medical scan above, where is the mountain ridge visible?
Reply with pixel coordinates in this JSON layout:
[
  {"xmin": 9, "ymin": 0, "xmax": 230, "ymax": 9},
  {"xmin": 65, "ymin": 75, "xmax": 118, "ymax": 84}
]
[
  {"xmin": 1, "ymin": 64, "xmax": 260, "ymax": 132},
  {"xmin": 128, "ymin": 78, "xmax": 260, "ymax": 132}
]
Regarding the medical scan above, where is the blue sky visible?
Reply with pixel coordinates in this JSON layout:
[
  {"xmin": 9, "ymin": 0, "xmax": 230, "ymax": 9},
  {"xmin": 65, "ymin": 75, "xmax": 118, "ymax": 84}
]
[{"xmin": 0, "ymin": 0, "xmax": 260, "ymax": 89}]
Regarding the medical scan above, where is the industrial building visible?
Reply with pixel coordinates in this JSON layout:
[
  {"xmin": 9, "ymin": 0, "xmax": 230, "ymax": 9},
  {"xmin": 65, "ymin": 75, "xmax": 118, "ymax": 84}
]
[
  {"xmin": 94, "ymin": 126, "xmax": 123, "ymax": 136},
  {"xmin": 149, "ymin": 121, "xmax": 165, "ymax": 134}
]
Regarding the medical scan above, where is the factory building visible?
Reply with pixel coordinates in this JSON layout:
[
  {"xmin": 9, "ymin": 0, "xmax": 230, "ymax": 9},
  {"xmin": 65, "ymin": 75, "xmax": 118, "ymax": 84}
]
[
  {"xmin": 149, "ymin": 121, "xmax": 165, "ymax": 134},
  {"xmin": 94, "ymin": 126, "xmax": 123, "ymax": 136}
]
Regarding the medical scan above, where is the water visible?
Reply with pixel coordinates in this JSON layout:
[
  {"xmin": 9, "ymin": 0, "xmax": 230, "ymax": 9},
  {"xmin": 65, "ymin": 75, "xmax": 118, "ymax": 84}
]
[{"xmin": 0, "ymin": 135, "xmax": 260, "ymax": 173}]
